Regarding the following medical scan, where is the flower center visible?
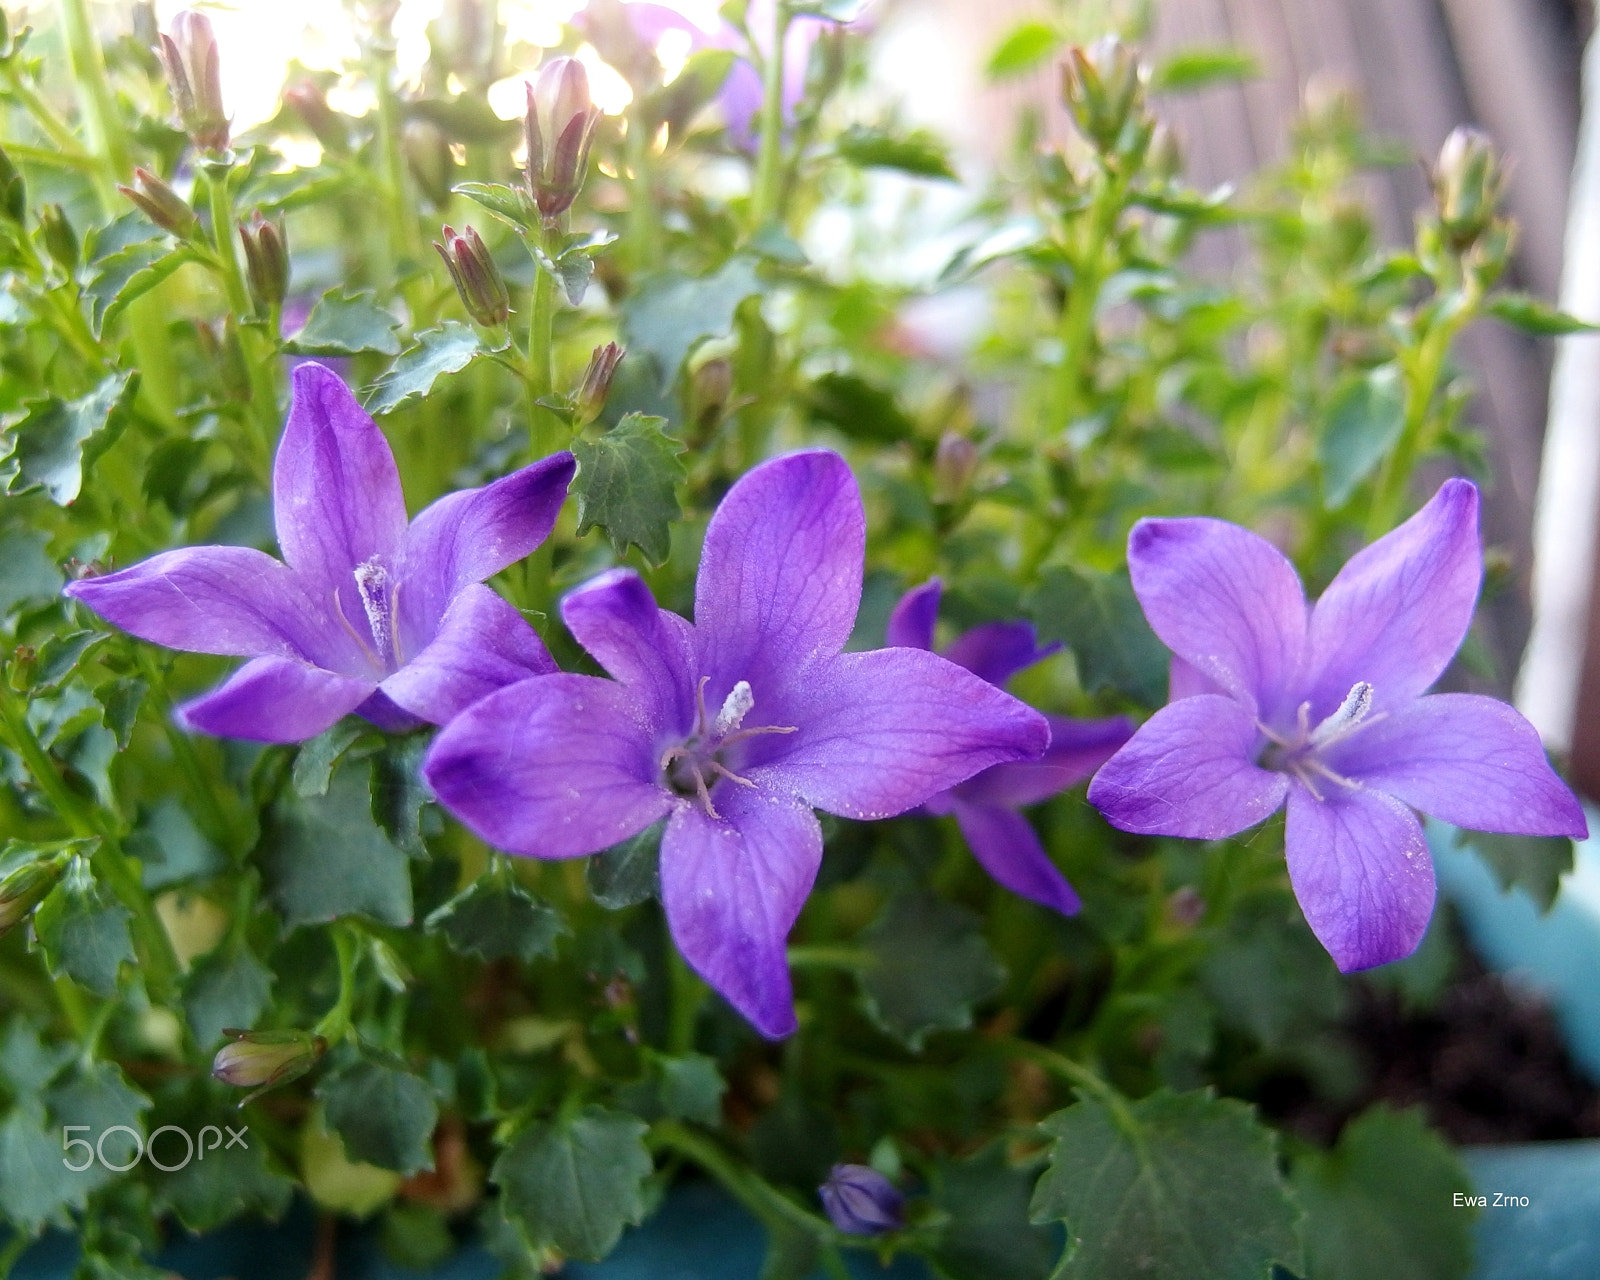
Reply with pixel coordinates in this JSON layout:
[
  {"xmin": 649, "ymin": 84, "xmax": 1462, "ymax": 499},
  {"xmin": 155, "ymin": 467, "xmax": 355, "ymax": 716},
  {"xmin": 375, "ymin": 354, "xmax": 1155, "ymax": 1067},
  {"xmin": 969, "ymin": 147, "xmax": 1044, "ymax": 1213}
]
[
  {"xmin": 659, "ymin": 678, "xmax": 797, "ymax": 819},
  {"xmin": 1258, "ymin": 680, "xmax": 1384, "ymax": 802},
  {"xmin": 335, "ymin": 555, "xmax": 404, "ymax": 674}
]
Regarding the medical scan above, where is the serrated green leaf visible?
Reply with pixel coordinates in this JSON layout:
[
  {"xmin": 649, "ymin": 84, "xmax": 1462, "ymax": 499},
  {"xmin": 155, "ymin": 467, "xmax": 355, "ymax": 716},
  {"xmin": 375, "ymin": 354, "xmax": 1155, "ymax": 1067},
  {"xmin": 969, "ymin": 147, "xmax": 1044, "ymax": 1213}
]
[
  {"xmin": 43, "ymin": 1060, "xmax": 151, "ymax": 1195},
  {"xmin": 82, "ymin": 242, "xmax": 194, "ymax": 337},
  {"xmin": 364, "ymin": 322, "xmax": 488, "ymax": 416},
  {"xmin": 372, "ymin": 733, "xmax": 431, "ymax": 856},
  {"xmin": 3, "ymin": 371, "xmax": 138, "ymax": 505},
  {"xmin": 291, "ymin": 719, "xmax": 374, "ymax": 798},
  {"xmin": 182, "ymin": 945, "xmax": 274, "ymax": 1047},
  {"xmin": 129, "ymin": 796, "xmax": 226, "ymax": 890},
  {"xmin": 425, "ymin": 874, "xmax": 566, "ymax": 963},
  {"xmin": 1031, "ymin": 1089, "xmax": 1303, "ymax": 1280},
  {"xmin": 573, "ymin": 413, "xmax": 686, "ymax": 564},
  {"xmin": 1030, "ymin": 566, "xmax": 1168, "ymax": 706},
  {"xmin": 587, "ymin": 821, "xmax": 662, "ymax": 909},
  {"xmin": 931, "ymin": 1144, "xmax": 1057, "ymax": 1280},
  {"xmin": 84, "ymin": 212, "xmax": 162, "ymax": 263},
  {"xmin": 1486, "ymin": 291, "xmax": 1598, "ymax": 336},
  {"xmin": 493, "ymin": 1105, "xmax": 652, "ymax": 1261},
  {"xmin": 152, "ymin": 1092, "xmax": 294, "ymax": 1231},
  {"xmin": 1152, "ymin": 47, "xmax": 1260, "ymax": 93},
  {"xmin": 27, "ymin": 683, "xmax": 101, "ymax": 749},
  {"xmin": 1320, "ymin": 365, "xmax": 1406, "ymax": 508},
  {"xmin": 95, "ymin": 675, "xmax": 146, "ymax": 749},
  {"xmin": 32, "ymin": 860, "xmax": 135, "ymax": 997},
  {"xmin": 1457, "ymin": 828, "xmax": 1573, "ymax": 913},
  {"xmin": 622, "ymin": 256, "xmax": 762, "ymax": 390},
  {"xmin": 859, "ymin": 891, "xmax": 1005, "ymax": 1050},
  {"xmin": 0, "ymin": 529, "xmax": 63, "ymax": 616},
  {"xmin": 1291, "ymin": 1106, "xmax": 1471, "ymax": 1280},
  {"xmin": 619, "ymin": 1053, "xmax": 726, "ymax": 1126},
  {"xmin": 535, "ymin": 244, "xmax": 602, "ymax": 307},
  {"xmin": 836, "ymin": 125, "xmax": 957, "ymax": 180},
  {"xmin": 806, "ymin": 371, "xmax": 916, "ymax": 443},
  {"xmin": 286, "ymin": 288, "xmax": 402, "ymax": 356},
  {"xmin": 32, "ymin": 629, "xmax": 107, "ymax": 688},
  {"xmin": 452, "ymin": 181, "xmax": 539, "ymax": 233},
  {"xmin": 318, "ymin": 1060, "xmax": 438, "ymax": 1175},
  {"xmin": 0, "ymin": 1020, "xmax": 74, "ymax": 1100},
  {"xmin": 0, "ymin": 1108, "xmax": 87, "ymax": 1231},
  {"xmin": 260, "ymin": 763, "xmax": 413, "ymax": 929}
]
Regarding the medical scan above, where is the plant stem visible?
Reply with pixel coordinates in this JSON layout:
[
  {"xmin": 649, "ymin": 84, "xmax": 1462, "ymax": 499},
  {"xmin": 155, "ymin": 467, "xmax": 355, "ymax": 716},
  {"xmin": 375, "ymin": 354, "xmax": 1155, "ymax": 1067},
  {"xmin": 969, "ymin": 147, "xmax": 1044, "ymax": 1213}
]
[
  {"xmin": 625, "ymin": 114, "xmax": 663, "ymax": 272},
  {"xmin": 667, "ymin": 945, "xmax": 704, "ymax": 1056},
  {"xmin": 1056, "ymin": 160, "xmax": 1127, "ymax": 427},
  {"xmin": 750, "ymin": 1, "xmax": 791, "ymax": 230},
  {"xmin": 205, "ymin": 166, "xmax": 281, "ymax": 467},
  {"xmin": 1002, "ymin": 1037, "xmax": 1141, "ymax": 1138},
  {"xmin": 137, "ymin": 652, "xmax": 237, "ymax": 854},
  {"xmin": 55, "ymin": 0, "xmax": 129, "ymax": 194},
  {"xmin": 786, "ymin": 944, "xmax": 872, "ymax": 972},
  {"xmin": 526, "ymin": 223, "xmax": 561, "ymax": 458},
  {"xmin": 0, "ymin": 64, "xmax": 90, "ymax": 160},
  {"xmin": 314, "ymin": 924, "xmax": 360, "ymax": 1043}
]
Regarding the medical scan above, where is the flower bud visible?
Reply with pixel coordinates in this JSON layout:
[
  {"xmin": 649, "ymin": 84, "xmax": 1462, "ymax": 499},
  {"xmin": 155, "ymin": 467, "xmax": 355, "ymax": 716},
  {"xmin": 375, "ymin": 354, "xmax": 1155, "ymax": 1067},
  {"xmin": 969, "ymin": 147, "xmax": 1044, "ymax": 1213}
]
[
  {"xmin": 688, "ymin": 358, "xmax": 733, "ymax": 432},
  {"xmin": 0, "ymin": 145, "xmax": 25, "ymax": 225},
  {"xmin": 37, "ymin": 204, "xmax": 77, "ymax": 271},
  {"xmin": 239, "ymin": 211, "xmax": 288, "ymax": 312},
  {"xmin": 574, "ymin": 342, "xmax": 624, "ymax": 426},
  {"xmin": 119, "ymin": 167, "xmax": 198, "ymax": 238},
  {"xmin": 523, "ymin": 57, "xmax": 602, "ymax": 223},
  {"xmin": 0, "ymin": 854, "xmax": 69, "ymax": 936},
  {"xmin": 284, "ymin": 82, "xmax": 347, "ymax": 155},
  {"xmin": 1433, "ymin": 126, "xmax": 1503, "ymax": 252},
  {"xmin": 819, "ymin": 1164, "xmax": 904, "ymax": 1236},
  {"xmin": 5, "ymin": 645, "xmax": 36, "ymax": 692},
  {"xmin": 434, "ymin": 224, "xmax": 510, "ymax": 327},
  {"xmin": 212, "ymin": 1028, "xmax": 326, "ymax": 1097},
  {"xmin": 932, "ymin": 432, "xmax": 978, "ymax": 504},
  {"xmin": 1061, "ymin": 36, "xmax": 1149, "ymax": 156},
  {"xmin": 158, "ymin": 10, "xmax": 229, "ymax": 152}
]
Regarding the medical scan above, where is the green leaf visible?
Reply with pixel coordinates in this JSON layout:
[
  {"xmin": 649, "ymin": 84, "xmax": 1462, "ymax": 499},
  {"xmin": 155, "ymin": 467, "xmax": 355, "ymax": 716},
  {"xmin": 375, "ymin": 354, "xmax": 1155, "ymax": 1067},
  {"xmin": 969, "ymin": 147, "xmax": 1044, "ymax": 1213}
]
[
  {"xmin": 153, "ymin": 1098, "xmax": 294, "ymax": 1232},
  {"xmin": 1487, "ymin": 291, "xmax": 1598, "ymax": 336},
  {"xmin": 1030, "ymin": 566, "xmax": 1168, "ymax": 706},
  {"xmin": 859, "ymin": 891, "xmax": 1005, "ymax": 1050},
  {"xmin": 1030, "ymin": 1089, "xmax": 1303, "ymax": 1280},
  {"xmin": 96, "ymin": 675, "xmax": 147, "ymax": 749},
  {"xmin": 32, "ymin": 858, "xmax": 135, "ymax": 997},
  {"xmin": 425, "ymin": 874, "xmax": 566, "ymax": 963},
  {"xmin": 82, "ymin": 241, "xmax": 194, "ymax": 337},
  {"xmin": 622, "ymin": 257, "xmax": 762, "ymax": 390},
  {"xmin": 789, "ymin": 0, "xmax": 868, "ymax": 17},
  {"xmin": 371, "ymin": 733, "xmax": 431, "ymax": 856},
  {"xmin": 1290, "ymin": 1106, "xmax": 1471, "ymax": 1280},
  {"xmin": 0, "ymin": 1109, "xmax": 87, "ymax": 1231},
  {"xmin": 534, "ymin": 245, "xmax": 596, "ymax": 307},
  {"xmin": 987, "ymin": 21, "xmax": 1061, "ymax": 77},
  {"xmin": 3, "ymin": 371, "xmax": 138, "ymax": 505},
  {"xmin": 317, "ymin": 1060, "xmax": 439, "ymax": 1176},
  {"xmin": 836, "ymin": 125, "xmax": 957, "ymax": 181},
  {"xmin": 452, "ymin": 181, "xmax": 540, "ymax": 233},
  {"xmin": 32, "ymin": 629, "xmax": 107, "ymax": 688},
  {"xmin": 1457, "ymin": 828, "xmax": 1573, "ymax": 913},
  {"xmin": 619, "ymin": 1053, "xmax": 726, "ymax": 1126},
  {"xmin": 129, "ymin": 796, "xmax": 226, "ymax": 890},
  {"xmin": 260, "ymin": 762, "xmax": 413, "ymax": 929},
  {"xmin": 573, "ymin": 413, "xmax": 687, "ymax": 565},
  {"xmin": 0, "ymin": 529, "xmax": 63, "ymax": 616},
  {"xmin": 587, "ymin": 821, "xmax": 663, "ymax": 909},
  {"xmin": 364, "ymin": 322, "xmax": 488, "ymax": 416},
  {"xmin": 286, "ymin": 288, "xmax": 402, "ymax": 356},
  {"xmin": 931, "ymin": 1144, "xmax": 1057, "ymax": 1280},
  {"xmin": 806, "ymin": 371, "xmax": 916, "ymax": 443},
  {"xmin": 0, "ymin": 1020, "xmax": 73, "ymax": 1100},
  {"xmin": 1152, "ymin": 47, "xmax": 1261, "ymax": 93},
  {"xmin": 43, "ymin": 1060, "xmax": 151, "ymax": 1195},
  {"xmin": 1320, "ymin": 365, "xmax": 1406, "ymax": 508},
  {"xmin": 183, "ymin": 945, "xmax": 274, "ymax": 1047},
  {"xmin": 291, "ymin": 719, "xmax": 374, "ymax": 799},
  {"xmin": 493, "ymin": 1105, "xmax": 652, "ymax": 1261}
]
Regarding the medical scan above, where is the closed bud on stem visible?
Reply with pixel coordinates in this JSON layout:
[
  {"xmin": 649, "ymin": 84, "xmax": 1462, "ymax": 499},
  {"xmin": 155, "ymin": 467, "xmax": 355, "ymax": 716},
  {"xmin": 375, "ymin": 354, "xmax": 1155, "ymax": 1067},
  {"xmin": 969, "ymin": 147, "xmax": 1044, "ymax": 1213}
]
[
  {"xmin": 119, "ymin": 167, "xmax": 198, "ymax": 238},
  {"xmin": 574, "ymin": 342, "xmax": 624, "ymax": 425},
  {"xmin": 239, "ymin": 211, "xmax": 288, "ymax": 312},
  {"xmin": 0, "ymin": 144, "xmax": 24, "ymax": 225},
  {"xmin": 932, "ymin": 432, "xmax": 978, "ymax": 504},
  {"xmin": 523, "ymin": 57, "xmax": 602, "ymax": 224},
  {"xmin": 158, "ymin": 10, "xmax": 230, "ymax": 152},
  {"xmin": 1147, "ymin": 121, "xmax": 1182, "ymax": 183},
  {"xmin": 689, "ymin": 358, "xmax": 734, "ymax": 432},
  {"xmin": 37, "ymin": 204, "xmax": 78, "ymax": 271},
  {"xmin": 434, "ymin": 224, "xmax": 510, "ymax": 327},
  {"xmin": 212, "ymin": 1028, "xmax": 327, "ymax": 1098},
  {"xmin": 5, "ymin": 645, "xmax": 35, "ymax": 691},
  {"xmin": 0, "ymin": 853, "xmax": 68, "ymax": 936},
  {"xmin": 1433, "ymin": 126, "xmax": 1504, "ymax": 252},
  {"xmin": 1061, "ymin": 35, "xmax": 1150, "ymax": 156},
  {"xmin": 819, "ymin": 1164, "xmax": 904, "ymax": 1236}
]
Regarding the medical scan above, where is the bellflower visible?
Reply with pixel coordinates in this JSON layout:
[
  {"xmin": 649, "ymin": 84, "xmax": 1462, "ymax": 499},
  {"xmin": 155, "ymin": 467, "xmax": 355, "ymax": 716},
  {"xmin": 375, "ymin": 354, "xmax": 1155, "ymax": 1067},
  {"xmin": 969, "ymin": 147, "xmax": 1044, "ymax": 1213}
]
[
  {"xmin": 65, "ymin": 363, "xmax": 575, "ymax": 743},
  {"xmin": 424, "ymin": 451, "xmax": 1047, "ymax": 1038},
  {"xmin": 1087, "ymin": 479, "xmax": 1587, "ymax": 971},
  {"xmin": 886, "ymin": 580, "xmax": 1133, "ymax": 915}
]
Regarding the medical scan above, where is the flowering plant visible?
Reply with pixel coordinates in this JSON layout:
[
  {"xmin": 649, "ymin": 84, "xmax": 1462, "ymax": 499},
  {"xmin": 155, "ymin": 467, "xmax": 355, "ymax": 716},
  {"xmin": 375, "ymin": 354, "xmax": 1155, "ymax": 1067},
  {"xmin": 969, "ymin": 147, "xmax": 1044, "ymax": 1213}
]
[{"xmin": 0, "ymin": 3, "xmax": 1587, "ymax": 1277}]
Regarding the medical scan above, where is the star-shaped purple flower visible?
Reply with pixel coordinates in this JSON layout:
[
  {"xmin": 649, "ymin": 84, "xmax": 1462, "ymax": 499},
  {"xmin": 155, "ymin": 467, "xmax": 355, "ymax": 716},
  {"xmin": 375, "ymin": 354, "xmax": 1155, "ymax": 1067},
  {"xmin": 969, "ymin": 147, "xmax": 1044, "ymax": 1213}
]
[
  {"xmin": 423, "ymin": 450, "xmax": 1047, "ymax": 1038},
  {"xmin": 65, "ymin": 363, "xmax": 575, "ymax": 744},
  {"xmin": 1087, "ymin": 479, "xmax": 1587, "ymax": 971},
  {"xmin": 886, "ymin": 580, "xmax": 1132, "ymax": 915}
]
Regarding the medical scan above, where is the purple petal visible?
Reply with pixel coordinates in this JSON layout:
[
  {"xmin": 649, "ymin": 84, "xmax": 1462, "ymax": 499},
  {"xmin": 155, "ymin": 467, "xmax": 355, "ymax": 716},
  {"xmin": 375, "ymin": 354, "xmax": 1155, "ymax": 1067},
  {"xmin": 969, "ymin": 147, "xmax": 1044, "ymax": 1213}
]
[
  {"xmin": 1168, "ymin": 655, "xmax": 1226, "ymax": 702},
  {"xmin": 660, "ymin": 787, "xmax": 822, "ymax": 1039},
  {"xmin": 1285, "ymin": 783, "xmax": 1435, "ymax": 971},
  {"xmin": 1306, "ymin": 479, "xmax": 1481, "ymax": 716},
  {"xmin": 273, "ymin": 363, "xmax": 408, "ymax": 605},
  {"xmin": 1327, "ymin": 693, "xmax": 1587, "ymax": 838},
  {"xmin": 354, "ymin": 689, "xmax": 424, "ymax": 734},
  {"xmin": 561, "ymin": 569, "xmax": 697, "ymax": 733},
  {"xmin": 619, "ymin": 2, "xmax": 708, "ymax": 45},
  {"xmin": 752, "ymin": 648, "xmax": 1049, "ymax": 820},
  {"xmin": 423, "ymin": 674, "xmax": 673, "ymax": 858},
  {"xmin": 943, "ymin": 621, "xmax": 1060, "ymax": 689},
  {"xmin": 177, "ymin": 656, "xmax": 374, "ymax": 743},
  {"xmin": 397, "ymin": 453, "xmax": 576, "ymax": 653},
  {"xmin": 957, "ymin": 715, "xmax": 1134, "ymax": 808},
  {"xmin": 885, "ymin": 579, "xmax": 941, "ymax": 651},
  {"xmin": 1127, "ymin": 516, "xmax": 1307, "ymax": 716},
  {"xmin": 950, "ymin": 800, "xmax": 1080, "ymax": 915},
  {"xmin": 719, "ymin": 61, "xmax": 763, "ymax": 149},
  {"xmin": 1087, "ymin": 695, "xmax": 1288, "ymax": 838},
  {"xmin": 380, "ymin": 584, "xmax": 555, "ymax": 726},
  {"xmin": 694, "ymin": 451, "xmax": 864, "ymax": 688}
]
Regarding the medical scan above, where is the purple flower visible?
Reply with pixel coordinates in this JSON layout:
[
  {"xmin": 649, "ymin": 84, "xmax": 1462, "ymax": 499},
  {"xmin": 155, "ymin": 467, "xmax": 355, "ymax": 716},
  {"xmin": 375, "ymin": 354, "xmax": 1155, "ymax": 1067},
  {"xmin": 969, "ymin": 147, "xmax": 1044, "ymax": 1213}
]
[
  {"xmin": 424, "ymin": 451, "xmax": 1047, "ymax": 1038},
  {"xmin": 65, "ymin": 363, "xmax": 575, "ymax": 744},
  {"xmin": 1087, "ymin": 480, "xmax": 1587, "ymax": 971},
  {"xmin": 819, "ymin": 1163, "xmax": 903, "ymax": 1235},
  {"xmin": 887, "ymin": 580, "xmax": 1133, "ymax": 915}
]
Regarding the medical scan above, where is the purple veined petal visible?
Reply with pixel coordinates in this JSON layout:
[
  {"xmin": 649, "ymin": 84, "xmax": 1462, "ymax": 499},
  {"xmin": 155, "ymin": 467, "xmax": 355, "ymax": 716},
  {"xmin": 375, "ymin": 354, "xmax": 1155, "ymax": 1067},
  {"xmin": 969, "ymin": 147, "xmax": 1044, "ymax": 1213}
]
[
  {"xmin": 943, "ymin": 621, "xmax": 1060, "ymax": 689},
  {"xmin": 1086, "ymin": 694, "xmax": 1288, "ymax": 839},
  {"xmin": 424, "ymin": 673, "xmax": 674, "ymax": 859},
  {"xmin": 1306, "ymin": 478, "xmax": 1481, "ymax": 718},
  {"xmin": 1284, "ymin": 782, "xmax": 1436, "ymax": 972},
  {"xmin": 752, "ymin": 648, "xmax": 1049, "ymax": 821},
  {"xmin": 1168, "ymin": 654, "xmax": 1226, "ymax": 702},
  {"xmin": 885, "ymin": 579, "xmax": 941, "ymax": 651},
  {"xmin": 1127, "ymin": 516, "xmax": 1308, "ymax": 717},
  {"xmin": 1326, "ymin": 692, "xmax": 1588, "ymax": 839},
  {"xmin": 176, "ymin": 656, "xmax": 375, "ymax": 744},
  {"xmin": 379, "ymin": 584, "xmax": 555, "ymax": 727},
  {"xmin": 694, "ymin": 450, "xmax": 865, "ymax": 689},
  {"xmin": 561, "ymin": 569, "xmax": 697, "ymax": 734},
  {"xmin": 718, "ymin": 60, "xmax": 763, "ymax": 149},
  {"xmin": 957, "ymin": 715, "xmax": 1134, "ymax": 808},
  {"xmin": 353, "ymin": 688, "xmax": 424, "ymax": 734},
  {"xmin": 395, "ymin": 452, "xmax": 575, "ymax": 653},
  {"xmin": 659, "ymin": 786, "xmax": 823, "ymax": 1039},
  {"xmin": 949, "ymin": 799, "xmax": 1081, "ymax": 915},
  {"xmin": 273, "ymin": 363, "xmax": 408, "ymax": 607}
]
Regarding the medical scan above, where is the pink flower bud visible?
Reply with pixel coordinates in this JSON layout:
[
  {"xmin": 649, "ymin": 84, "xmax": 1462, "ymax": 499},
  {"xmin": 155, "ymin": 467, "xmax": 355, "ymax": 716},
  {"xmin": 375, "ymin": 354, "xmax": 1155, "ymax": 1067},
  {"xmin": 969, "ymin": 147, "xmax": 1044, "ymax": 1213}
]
[
  {"xmin": 523, "ymin": 57, "xmax": 602, "ymax": 223},
  {"xmin": 119, "ymin": 168, "xmax": 198, "ymax": 238},
  {"xmin": 212, "ymin": 1028, "xmax": 326, "ymax": 1098},
  {"xmin": 158, "ymin": 10, "xmax": 229, "ymax": 152},
  {"xmin": 239, "ymin": 211, "xmax": 288, "ymax": 312},
  {"xmin": 434, "ymin": 224, "xmax": 510, "ymax": 327}
]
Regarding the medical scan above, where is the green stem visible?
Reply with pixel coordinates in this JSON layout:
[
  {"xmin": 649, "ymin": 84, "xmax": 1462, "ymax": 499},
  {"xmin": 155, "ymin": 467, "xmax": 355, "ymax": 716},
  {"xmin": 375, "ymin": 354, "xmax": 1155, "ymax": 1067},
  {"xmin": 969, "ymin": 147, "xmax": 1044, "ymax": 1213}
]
[
  {"xmin": 53, "ymin": 974, "xmax": 91, "ymax": 1041},
  {"xmin": 57, "ymin": 0, "xmax": 131, "ymax": 196},
  {"xmin": 786, "ymin": 944, "xmax": 871, "ymax": 972},
  {"xmin": 370, "ymin": 39, "xmax": 424, "ymax": 275},
  {"xmin": 314, "ymin": 924, "xmax": 360, "ymax": 1043},
  {"xmin": 526, "ymin": 223, "xmax": 561, "ymax": 458},
  {"xmin": 668, "ymin": 944, "xmax": 704, "ymax": 1056},
  {"xmin": 205, "ymin": 166, "xmax": 281, "ymax": 467},
  {"xmin": 750, "ymin": 1, "xmax": 791, "ymax": 230},
  {"xmin": 0, "ymin": 65, "xmax": 90, "ymax": 160},
  {"xmin": 1002, "ymin": 1038, "xmax": 1140, "ymax": 1137},
  {"xmin": 625, "ymin": 115, "xmax": 663, "ymax": 271},
  {"xmin": 137, "ymin": 652, "xmax": 237, "ymax": 854},
  {"xmin": 1056, "ymin": 161, "xmax": 1127, "ymax": 427}
]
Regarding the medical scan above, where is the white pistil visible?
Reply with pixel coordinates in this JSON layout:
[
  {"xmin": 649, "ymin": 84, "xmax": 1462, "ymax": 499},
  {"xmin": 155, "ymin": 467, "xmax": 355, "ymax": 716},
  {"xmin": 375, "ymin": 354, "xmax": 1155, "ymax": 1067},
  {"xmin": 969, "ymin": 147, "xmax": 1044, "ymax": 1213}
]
[
  {"xmin": 353, "ymin": 556, "xmax": 394, "ymax": 666},
  {"xmin": 1308, "ymin": 680, "xmax": 1376, "ymax": 747},
  {"xmin": 714, "ymin": 680, "xmax": 755, "ymax": 735}
]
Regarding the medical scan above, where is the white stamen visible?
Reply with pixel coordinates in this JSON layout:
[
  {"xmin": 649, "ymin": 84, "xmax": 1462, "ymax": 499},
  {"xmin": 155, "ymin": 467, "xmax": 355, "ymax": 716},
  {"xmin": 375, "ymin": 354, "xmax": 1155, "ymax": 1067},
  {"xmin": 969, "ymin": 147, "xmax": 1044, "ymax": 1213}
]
[
  {"xmin": 1309, "ymin": 681, "xmax": 1375, "ymax": 747},
  {"xmin": 353, "ymin": 556, "xmax": 394, "ymax": 665},
  {"xmin": 714, "ymin": 680, "xmax": 755, "ymax": 735}
]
